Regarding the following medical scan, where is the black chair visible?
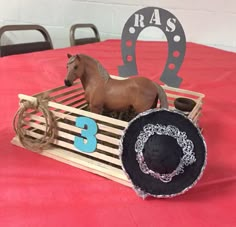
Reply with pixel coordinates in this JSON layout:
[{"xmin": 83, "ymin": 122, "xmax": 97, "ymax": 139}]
[
  {"xmin": 70, "ymin": 24, "xmax": 100, "ymax": 46},
  {"xmin": 0, "ymin": 24, "xmax": 53, "ymax": 57}
]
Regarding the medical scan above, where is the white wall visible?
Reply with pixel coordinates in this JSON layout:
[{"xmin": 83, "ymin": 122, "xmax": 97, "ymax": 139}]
[{"xmin": 0, "ymin": 0, "xmax": 236, "ymax": 52}]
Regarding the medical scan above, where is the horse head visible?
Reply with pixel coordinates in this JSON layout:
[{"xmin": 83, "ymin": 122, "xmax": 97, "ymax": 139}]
[{"xmin": 64, "ymin": 53, "xmax": 84, "ymax": 87}]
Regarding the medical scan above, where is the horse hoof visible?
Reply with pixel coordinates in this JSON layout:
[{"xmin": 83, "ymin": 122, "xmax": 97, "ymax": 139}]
[{"xmin": 174, "ymin": 97, "xmax": 196, "ymax": 112}]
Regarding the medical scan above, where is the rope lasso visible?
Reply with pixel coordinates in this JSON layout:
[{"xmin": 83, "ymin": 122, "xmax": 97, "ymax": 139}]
[{"xmin": 13, "ymin": 97, "xmax": 57, "ymax": 151}]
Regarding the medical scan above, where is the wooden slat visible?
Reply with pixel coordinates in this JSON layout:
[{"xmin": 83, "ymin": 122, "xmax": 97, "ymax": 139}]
[
  {"xmin": 73, "ymin": 102, "xmax": 88, "ymax": 109},
  {"xmin": 166, "ymin": 93, "xmax": 200, "ymax": 101},
  {"xmin": 75, "ymin": 103, "xmax": 88, "ymax": 109},
  {"xmin": 25, "ymin": 105, "xmax": 124, "ymax": 137},
  {"xmin": 25, "ymin": 115, "xmax": 121, "ymax": 147},
  {"xmin": 58, "ymin": 122, "xmax": 120, "ymax": 146},
  {"xmin": 63, "ymin": 98, "xmax": 86, "ymax": 107},
  {"xmin": 50, "ymin": 102, "xmax": 128, "ymax": 128},
  {"xmin": 11, "ymin": 136, "xmax": 131, "ymax": 187},
  {"xmin": 110, "ymin": 75, "xmax": 126, "ymax": 80},
  {"xmin": 33, "ymin": 81, "xmax": 81, "ymax": 97},
  {"xmin": 193, "ymin": 111, "xmax": 201, "ymax": 123},
  {"xmin": 50, "ymin": 87, "xmax": 84, "ymax": 101},
  {"xmin": 18, "ymin": 94, "xmax": 128, "ymax": 128},
  {"xmin": 51, "ymin": 111, "xmax": 124, "ymax": 135},
  {"xmin": 188, "ymin": 100, "xmax": 203, "ymax": 119},
  {"xmin": 23, "ymin": 118, "xmax": 120, "ymax": 156},
  {"xmin": 53, "ymin": 92, "xmax": 84, "ymax": 104},
  {"xmin": 163, "ymin": 85, "xmax": 205, "ymax": 98},
  {"xmin": 23, "ymin": 129, "xmax": 121, "ymax": 164}
]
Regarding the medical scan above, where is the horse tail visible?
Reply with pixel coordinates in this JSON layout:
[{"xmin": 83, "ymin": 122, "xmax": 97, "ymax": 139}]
[{"xmin": 153, "ymin": 82, "xmax": 169, "ymax": 109}]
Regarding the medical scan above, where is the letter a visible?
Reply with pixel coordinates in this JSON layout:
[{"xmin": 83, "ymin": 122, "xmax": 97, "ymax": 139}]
[
  {"xmin": 134, "ymin": 14, "xmax": 145, "ymax": 27},
  {"xmin": 149, "ymin": 9, "xmax": 161, "ymax": 25}
]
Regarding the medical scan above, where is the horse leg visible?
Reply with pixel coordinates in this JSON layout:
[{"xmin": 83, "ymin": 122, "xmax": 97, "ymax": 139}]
[
  {"xmin": 133, "ymin": 100, "xmax": 156, "ymax": 113},
  {"xmin": 89, "ymin": 104, "xmax": 103, "ymax": 114}
]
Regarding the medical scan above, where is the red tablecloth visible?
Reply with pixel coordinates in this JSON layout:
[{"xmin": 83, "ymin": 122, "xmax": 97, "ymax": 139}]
[{"xmin": 0, "ymin": 40, "xmax": 235, "ymax": 227}]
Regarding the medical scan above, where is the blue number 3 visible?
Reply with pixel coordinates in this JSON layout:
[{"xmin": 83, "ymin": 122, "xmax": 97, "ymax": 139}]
[{"xmin": 74, "ymin": 116, "xmax": 98, "ymax": 153}]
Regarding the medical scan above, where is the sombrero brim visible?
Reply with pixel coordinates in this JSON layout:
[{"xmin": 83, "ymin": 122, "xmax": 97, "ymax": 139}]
[{"xmin": 119, "ymin": 109, "xmax": 207, "ymax": 198}]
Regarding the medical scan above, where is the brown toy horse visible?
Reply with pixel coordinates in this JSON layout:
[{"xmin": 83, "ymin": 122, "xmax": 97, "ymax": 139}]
[{"xmin": 64, "ymin": 54, "xmax": 168, "ymax": 115}]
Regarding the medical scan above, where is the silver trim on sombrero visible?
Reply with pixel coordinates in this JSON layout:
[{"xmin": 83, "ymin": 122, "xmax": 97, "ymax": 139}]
[
  {"xmin": 119, "ymin": 108, "xmax": 207, "ymax": 199},
  {"xmin": 135, "ymin": 124, "xmax": 196, "ymax": 183}
]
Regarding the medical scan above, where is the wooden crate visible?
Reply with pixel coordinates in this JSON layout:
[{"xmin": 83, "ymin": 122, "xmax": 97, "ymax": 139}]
[{"xmin": 11, "ymin": 76, "xmax": 205, "ymax": 187}]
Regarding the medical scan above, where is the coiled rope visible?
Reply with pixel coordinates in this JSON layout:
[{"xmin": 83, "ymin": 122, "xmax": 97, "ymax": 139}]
[{"xmin": 13, "ymin": 97, "xmax": 56, "ymax": 151}]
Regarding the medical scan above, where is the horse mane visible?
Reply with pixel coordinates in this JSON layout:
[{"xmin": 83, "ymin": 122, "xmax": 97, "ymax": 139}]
[{"xmin": 80, "ymin": 54, "xmax": 110, "ymax": 81}]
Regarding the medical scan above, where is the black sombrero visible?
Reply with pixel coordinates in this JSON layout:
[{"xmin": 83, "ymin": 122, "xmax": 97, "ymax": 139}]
[{"xmin": 119, "ymin": 109, "xmax": 207, "ymax": 198}]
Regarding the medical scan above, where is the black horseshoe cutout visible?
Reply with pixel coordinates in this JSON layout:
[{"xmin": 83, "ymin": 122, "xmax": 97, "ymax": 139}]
[{"xmin": 118, "ymin": 7, "xmax": 186, "ymax": 88}]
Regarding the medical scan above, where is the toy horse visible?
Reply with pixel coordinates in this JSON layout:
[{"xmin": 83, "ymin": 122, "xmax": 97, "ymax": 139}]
[{"xmin": 64, "ymin": 54, "xmax": 168, "ymax": 115}]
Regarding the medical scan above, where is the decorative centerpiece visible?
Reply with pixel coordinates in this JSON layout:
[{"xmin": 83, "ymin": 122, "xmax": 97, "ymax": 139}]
[{"xmin": 12, "ymin": 6, "xmax": 206, "ymax": 198}]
